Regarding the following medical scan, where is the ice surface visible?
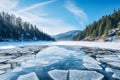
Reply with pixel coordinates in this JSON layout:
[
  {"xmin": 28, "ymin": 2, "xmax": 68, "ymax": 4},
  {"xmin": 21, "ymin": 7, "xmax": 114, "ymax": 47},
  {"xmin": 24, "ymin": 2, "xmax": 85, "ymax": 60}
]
[
  {"xmin": 17, "ymin": 72, "xmax": 39, "ymax": 80},
  {"xmin": 83, "ymin": 63, "xmax": 102, "ymax": 70},
  {"xmin": 0, "ymin": 45, "xmax": 16, "ymax": 49},
  {"xmin": 48, "ymin": 69, "xmax": 68, "ymax": 80},
  {"xmin": 0, "ymin": 64, "xmax": 11, "ymax": 70},
  {"xmin": 48, "ymin": 41, "xmax": 120, "ymax": 50},
  {"xmin": 83, "ymin": 55, "xmax": 101, "ymax": 65},
  {"xmin": 112, "ymin": 69, "xmax": 120, "ymax": 79},
  {"xmin": 35, "ymin": 46, "xmax": 83, "ymax": 65},
  {"xmin": 105, "ymin": 67, "xmax": 120, "ymax": 79},
  {"xmin": 12, "ymin": 67, "xmax": 22, "ymax": 72},
  {"xmin": 108, "ymin": 62, "xmax": 120, "ymax": 68},
  {"xmin": 36, "ymin": 46, "xmax": 81, "ymax": 59},
  {"xmin": 1, "ymin": 41, "xmax": 120, "ymax": 50},
  {"xmin": 69, "ymin": 70, "xmax": 104, "ymax": 80},
  {"xmin": 105, "ymin": 67, "xmax": 114, "ymax": 72},
  {"xmin": 0, "ymin": 70, "xmax": 6, "ymax": 75}
]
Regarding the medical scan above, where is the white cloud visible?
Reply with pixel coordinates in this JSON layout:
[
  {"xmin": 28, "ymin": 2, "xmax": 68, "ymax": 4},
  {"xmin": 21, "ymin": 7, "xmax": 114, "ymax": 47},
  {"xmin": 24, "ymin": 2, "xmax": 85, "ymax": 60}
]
[
  {"xmin": 0, "ymin": 0, "xmax": 78, "ymax": 35},
  {"xmin": 18, "ymin": 12, "xmax": 77, "ymax": 35},
  {"xmin": 0, "ymin": 0, "xmax": 18, "ymax": 10},
  {"xmin": 65, "ymin": 1, "xmax": 88, "ymax": 28},
  {"xmin": 16, "ymin": 0, "xmax": 56, "ymax": 13}
]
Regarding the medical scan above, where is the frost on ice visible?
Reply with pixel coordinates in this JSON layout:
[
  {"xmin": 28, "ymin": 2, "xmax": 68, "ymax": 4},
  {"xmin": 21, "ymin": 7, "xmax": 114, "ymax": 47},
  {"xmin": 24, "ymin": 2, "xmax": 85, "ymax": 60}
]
[
  {"xmin": 17, "ymin": 72, "xmax": 39, "ymax": 80},
  {"xmin": 0, "ymin": 45, "xmax": 120, "ymax": 80},
  {"xmin": 48, "ymin": 69, "xmax": 104, "ymax": 80},
  {"xmin": 69, "ymin": 70, "xmax": 104, "ymax": 80},
  {"xmin": 48, "ymin": 69, "xmax": 68, "ymax": 80}
]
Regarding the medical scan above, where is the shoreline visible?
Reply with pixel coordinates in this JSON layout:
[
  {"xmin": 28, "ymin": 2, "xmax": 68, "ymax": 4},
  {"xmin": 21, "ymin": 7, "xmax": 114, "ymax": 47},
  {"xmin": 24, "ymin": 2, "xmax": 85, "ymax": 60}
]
[{"xmin": 0, "ymin": 41, "xmax": 120, "ymax": 50}]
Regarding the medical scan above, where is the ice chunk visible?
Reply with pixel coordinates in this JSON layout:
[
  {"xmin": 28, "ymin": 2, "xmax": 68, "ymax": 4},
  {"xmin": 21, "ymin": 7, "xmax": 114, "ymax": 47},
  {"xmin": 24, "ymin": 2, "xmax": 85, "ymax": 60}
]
[
  {"xmin": 0, "ymin": 64, "xmax": 11, "ymax": 70},
  {"xmin": 83, "ymin": 63, "xmax": 102, "ymax": 70},
  {"xmin": 36, "ymin": 46, "xmax": 84, "ymax": 66},
  {"xmin": 0, "ymin": 70, "xmax": 6, "ymax": 74},
  {"xmin": 12, "ymin": 67, "xmax": 22, "ymax": 72},
  {"xmin": 83, "ymin": 55, "xmax": 101, "ymax": 64},
  {"xmin": 17, "ymin": 72, "xmax": 39, "ymax": 80},
  {"xmin": 0, "ymin": 45, "xmax": 16, "ymax": 49},
  {"xmin": 48, "ymin": 69, "xmax": 68, "ymax": 80},
  {"xmin": 112, "ymin": 69, "xmax": 120, "ymax": 79},
  {"xmin": 69, "ymin": 70, "xmax": 104, "ymax": 80},
  {"xmin": 36, "ymin": 46, "xmax": 79, "ymax": 59},
  {"xmin": 107, "ymin": 62, "xmax": 120, "ymax": 68},
  {"xmin": 105, "ymin": 67, "xmax": 114, "ymax": 72}
]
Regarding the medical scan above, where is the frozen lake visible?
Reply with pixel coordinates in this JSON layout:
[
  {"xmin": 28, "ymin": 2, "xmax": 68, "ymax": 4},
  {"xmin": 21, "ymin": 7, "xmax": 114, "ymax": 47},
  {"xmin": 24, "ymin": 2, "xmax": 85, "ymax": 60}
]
[
  {"xmin": 0, "ymin": 41, "xmax": 120, "ymax": 50},
  {"xmin": 0, "ymin": 41, "xmax": 120, "ymax": 80}
]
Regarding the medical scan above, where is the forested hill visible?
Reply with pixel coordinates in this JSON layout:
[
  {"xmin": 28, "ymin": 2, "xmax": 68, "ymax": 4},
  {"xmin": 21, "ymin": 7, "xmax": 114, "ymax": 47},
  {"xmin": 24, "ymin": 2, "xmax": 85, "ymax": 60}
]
[
  {"xmin": 74, "ymin": 9, "xmax": 120, "ymax": 41},
  {"xmin": 0, "ymin": 12, "xmax": 54, "ymax": 41}
]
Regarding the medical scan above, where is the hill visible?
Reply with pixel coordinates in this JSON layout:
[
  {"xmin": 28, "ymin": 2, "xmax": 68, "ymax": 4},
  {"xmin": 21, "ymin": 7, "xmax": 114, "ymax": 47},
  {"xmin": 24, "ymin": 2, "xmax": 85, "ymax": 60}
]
[
  {"xmin": 0, "ymin": 12, "xmax": 54, "ymax": 41},
  {"xmin": 74, "ymin": 9, "xmax": 120, "ymax": 41},
  {"xmin": 54, "ymin": 30, "xmax": 81, "ymax": 41}
]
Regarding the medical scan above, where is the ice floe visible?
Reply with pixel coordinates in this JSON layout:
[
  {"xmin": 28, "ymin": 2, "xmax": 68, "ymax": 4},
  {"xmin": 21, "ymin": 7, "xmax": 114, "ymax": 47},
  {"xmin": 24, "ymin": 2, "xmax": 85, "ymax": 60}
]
[
  {"xmin": 48, "ymin": 69, "xmax": 68, "ymax": 80},
  {"xmin": 17, "ymin": 72, "xmax": 39, "ymax": 80},
  {"xmin": 69, "ymin": 70, "xmax": 104, "ymax": 80}
]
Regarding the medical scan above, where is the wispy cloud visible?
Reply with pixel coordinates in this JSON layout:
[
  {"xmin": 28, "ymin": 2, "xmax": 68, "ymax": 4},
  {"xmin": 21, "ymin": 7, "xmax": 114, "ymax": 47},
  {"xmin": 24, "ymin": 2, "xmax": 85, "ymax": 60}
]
[
  {"xmin": 19, "ymin": 12, "xmax": 77, "ymax": 35},
  {"xmin": 65, "ymin": 1, "xmax": 88, "ymax": 27},
  {"xmin": 0, "ymin": 0, "xmax": 78, "ymax": 35},
  {"xmin": 0, "ymin": 0, "xmax": 18, "ymax": 11},
  {"xmin": 16, "ymin": 0, "xmax": 56, "ymax": 13}
]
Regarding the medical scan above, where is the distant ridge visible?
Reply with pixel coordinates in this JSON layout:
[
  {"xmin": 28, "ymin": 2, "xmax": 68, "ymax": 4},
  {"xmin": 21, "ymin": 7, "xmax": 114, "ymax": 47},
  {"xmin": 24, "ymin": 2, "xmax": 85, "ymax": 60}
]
[{"xmin": 54, "ymin": 30, "xmax": 81, "ymax": 41}]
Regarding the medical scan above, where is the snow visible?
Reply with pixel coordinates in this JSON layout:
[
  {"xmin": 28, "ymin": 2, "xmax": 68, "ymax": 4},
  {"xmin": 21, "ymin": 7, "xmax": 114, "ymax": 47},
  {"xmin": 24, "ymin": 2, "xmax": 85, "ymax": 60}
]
[
  {"xmin": 48, "ymin": 41, "xmax": 120, "ymax": 50},
  {"xmin": 0, "ymin": 45, "xmax": 16, "ymax": 49},
  {"xmin": 69, "ymin": 70, "xmax": 104, "ymax": 80},
  {"xmin": 17, "ymin": 72, "xmax": 39, "ymax": 80},
  {"xmin": 48, "ymin": 69, "xmax": 68, "ymax": 80},
  {"xmin": 0, "ymin": 41, "xmax": 120, "ymax": 50}
]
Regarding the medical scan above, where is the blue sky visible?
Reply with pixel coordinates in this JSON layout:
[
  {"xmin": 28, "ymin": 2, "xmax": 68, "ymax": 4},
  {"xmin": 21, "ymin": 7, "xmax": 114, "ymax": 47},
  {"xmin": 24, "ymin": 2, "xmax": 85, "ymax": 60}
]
[{"xmin": 0, "ymin": 0, "xmax": 120, "ymax": 35}]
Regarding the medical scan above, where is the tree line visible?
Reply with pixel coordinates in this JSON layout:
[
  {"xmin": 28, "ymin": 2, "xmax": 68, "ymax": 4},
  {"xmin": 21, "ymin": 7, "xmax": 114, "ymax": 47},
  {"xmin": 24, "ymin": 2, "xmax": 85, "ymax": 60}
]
[
  {"xmin": 0, "ymin": 11, "xmax": 54, "ymax": 41},
  {"xmin": 74, "ymin": 9, "xmax": 120, "ymax": 41}
]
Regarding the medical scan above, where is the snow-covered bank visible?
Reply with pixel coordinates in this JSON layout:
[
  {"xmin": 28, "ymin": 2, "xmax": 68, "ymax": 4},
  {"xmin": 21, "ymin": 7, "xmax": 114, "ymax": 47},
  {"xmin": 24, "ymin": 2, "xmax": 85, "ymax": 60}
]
[
  {"xmin": 48, "ymin": 41, "xmax": 120, "ymax": 50},
  {"xmin": 0, "ymin": 41, "xmax": 120, "ymax": 50}
]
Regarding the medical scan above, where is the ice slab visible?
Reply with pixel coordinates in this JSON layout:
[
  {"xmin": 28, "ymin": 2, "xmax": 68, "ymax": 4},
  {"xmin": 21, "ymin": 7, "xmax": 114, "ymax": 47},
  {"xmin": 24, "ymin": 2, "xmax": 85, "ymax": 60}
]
[
  {"xmin": 0, "ymin": 70, "xmax": 6, "ymax": 74},
  {"xmin": 12, "ymin": 67, "xmax": 22, "ymax": 72},
  {"xmin": 35, "ymin": 46, "xmax": 84, "ymax": 66},
  {"xmin": 83, "ymin": 63, "xmax": 102, "ymax": 70},
  {"xmin": 17, "ymin": 72, "xmax": 39, "ymax": 80},
  {"xmin": 69, "ymin": 70, "xmax": 104, "ymax": 80},
  {"xmin": 48, "ymin": 69, "xmax": 68, "ymax": 80},
  {"xmin": 108, "ymin": 62, "xmax": 120, "ymax": 68},
  {"xmin": 83, "ymin": 55, "xmax": 101, "ymax": 64},
  {"xmin": 0, "ymin": 64, "xmax": 11, "ymax": 70},
  {"xmin": 112, "ymin": 69, "xmax": 120, "ymax": 79}
]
